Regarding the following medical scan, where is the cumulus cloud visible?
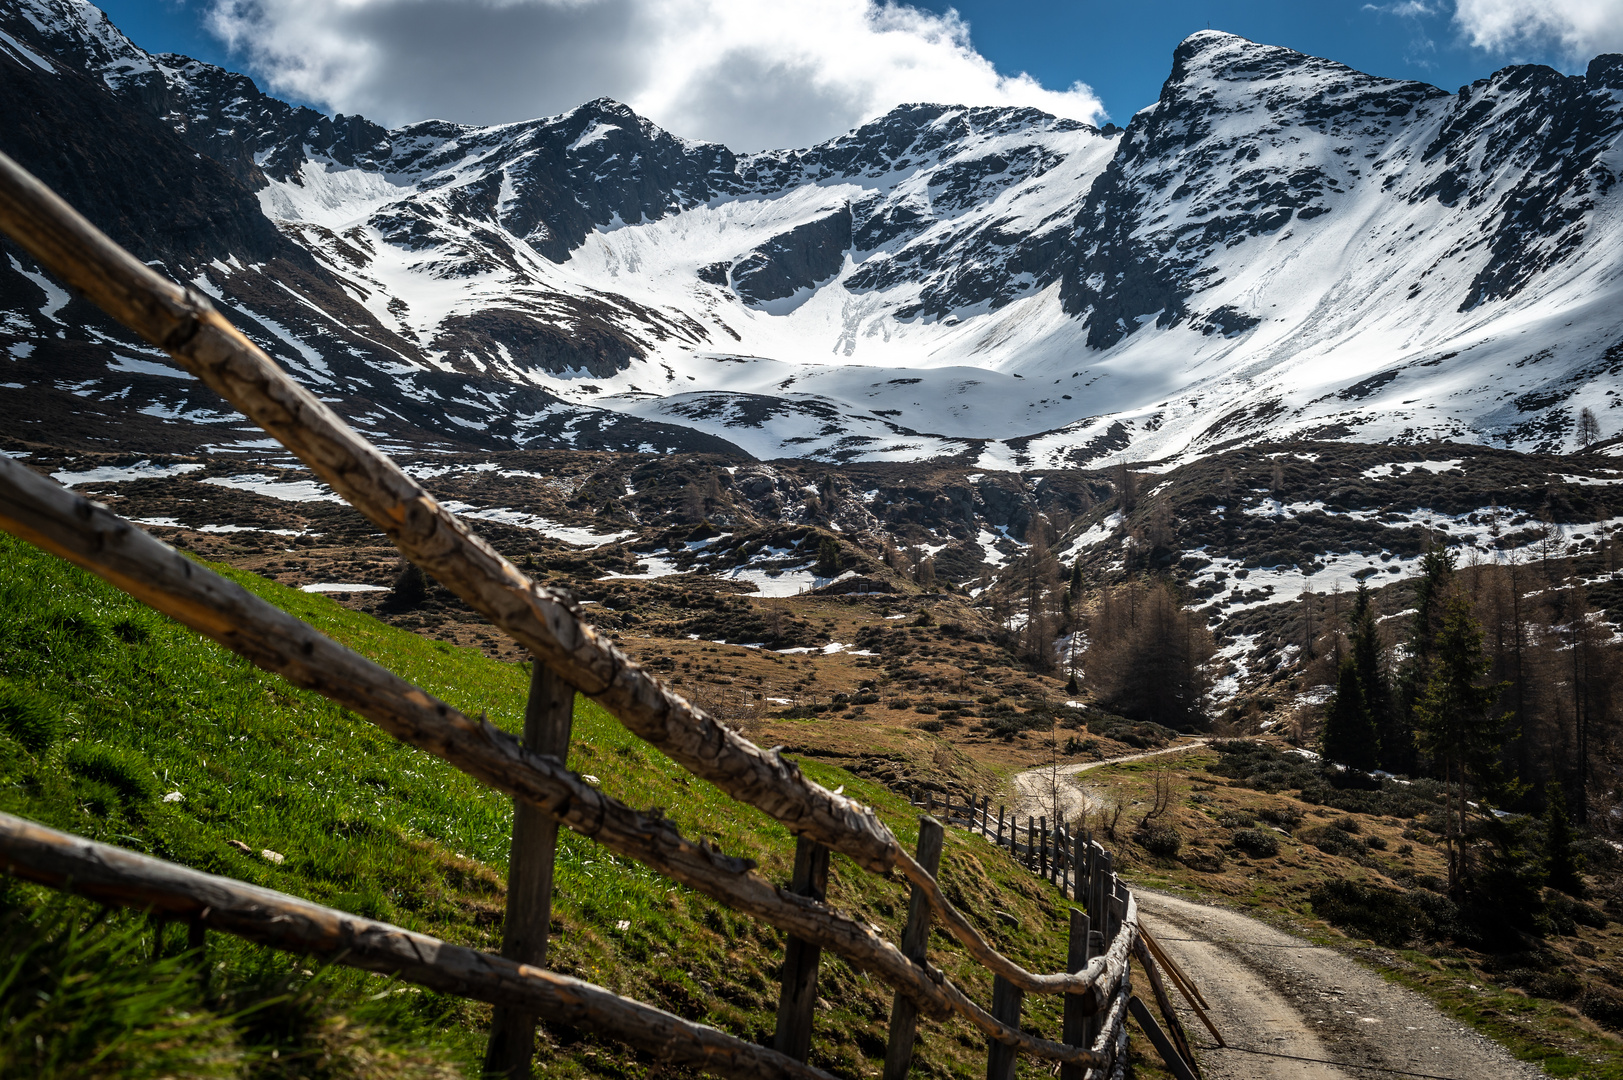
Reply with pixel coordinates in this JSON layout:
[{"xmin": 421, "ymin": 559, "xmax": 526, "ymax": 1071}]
[
  {"xmin": 204, "ymin": 0, "xmax": 1104, "ymax": 151},
  {"xmin": 1454, "ymin": 0, "xmax": 1623, "ymax": 64}
]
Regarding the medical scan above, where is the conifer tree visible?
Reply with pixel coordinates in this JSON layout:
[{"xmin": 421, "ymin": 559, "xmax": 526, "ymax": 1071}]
[
  {"xmin": 815, "ymin": 537, "xmax": 842, "ymax": 578},
  {"xmin": 1544, "ymin": 784, "xmax": 1586, "ymax": 897},
  {"xmin": 1414, "ymin": 596, "xmax": 1506, "ymax": 892},
  {"xmin": 1323, "ymin": 657, "xmax": 1379, "ymax": 771},
  {"xmin": 1396, "ymin": 547, "xmax": 1456, "ymax": 774},
  {"xmin": 1347, "ymin": 584, "xmax": 1398, "ymax": 771}
]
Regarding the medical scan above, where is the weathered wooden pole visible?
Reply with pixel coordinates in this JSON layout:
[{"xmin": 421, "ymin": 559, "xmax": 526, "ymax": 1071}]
[
  {"xmin": 880, "ymin": 818, "xmax": 945, "ymax": 1080},
  {"xmin": 1026, "ymin": 817, "xmax": 1035, "ymax": 869},
  {"xmin": 1072, "ymin": 831, "xmax": 1087, "ymax": 903},
  {"xmin": 485, "ymin": 662, "xmax": 576, "ymax": 1080},
  {"xmin": 1038, "ymin": 817, "xmax": 1048, "ymax": 880},
  {"xmin": 996, "ymin": 806, "xmax": 1005, "ymax": 848},
  {"xmin": 1060, "ymin": 908, "xmax": 1092, "ymax": 1080},
  {"xmin": 1128, "ymin": 997, "xmax": 1200, "ymax": 1080},
  {"xmin": 1133, "ymin": 937, "xmax": 1198, "ymax": 1074},
  {"xmin": 774, "ymin": 835, "xmax": 832, "ymax": 1062},
  {"xmin": 985, "ymin": 975, "xmax": 1025, "ymax": 1080}
]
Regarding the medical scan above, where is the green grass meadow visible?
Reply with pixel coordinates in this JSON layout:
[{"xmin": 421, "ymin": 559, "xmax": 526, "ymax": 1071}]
[{"xmin": 0, "ymin": 534, "xmax": 1095, "ymax": 1079}]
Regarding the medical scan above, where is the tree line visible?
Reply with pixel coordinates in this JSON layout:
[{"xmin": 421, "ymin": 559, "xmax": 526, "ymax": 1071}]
[{"xmin": 1320, "ymin": 543, "xmax": 1621, "ymax": 896}]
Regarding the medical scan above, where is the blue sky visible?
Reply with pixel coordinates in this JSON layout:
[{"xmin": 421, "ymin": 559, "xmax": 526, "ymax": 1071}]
[
  {"xmin": 90, "ymin": 0, "xmax": 1606, "ymax": 146},
  {"xmin": 909, "ymin": 1, "xmax": 1551, "ymax": 117}
]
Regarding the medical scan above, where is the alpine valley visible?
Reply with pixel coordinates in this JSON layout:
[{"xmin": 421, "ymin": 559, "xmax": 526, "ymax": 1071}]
[{"xmin": 2, "ymin": 0, "xmax": 1622, "ymax": 712}]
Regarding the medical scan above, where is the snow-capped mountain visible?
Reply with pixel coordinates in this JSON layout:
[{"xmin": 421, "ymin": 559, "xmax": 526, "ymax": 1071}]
[{"xmin": 3, "ymin": 0, "xmax": 1622, "ymax": 465}]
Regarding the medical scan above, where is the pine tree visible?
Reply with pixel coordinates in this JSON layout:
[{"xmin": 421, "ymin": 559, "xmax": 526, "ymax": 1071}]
[
  {"xmin": 1323, "ymin": 657, "xmax": 1379, "ymax": 771},
  {"xmin": 1348, "ymin": 584, "xmax": 1398, "ymax": 771},
  {"xmin": 1396, "ymin": 547, "xmax": 1456, "ymax": 774},
  {"xmin": 1069, "ymin": 560, "xmax": 1084, "ymax": 600},
  {"xmin": 389, "ymin": 560, "xmax": 427, "ymax": 609},
  {"xmin": 1544, "ymin": 784, "xmax": 1586, "ymax": 897},
  {"xmin": 1414, "ymin": 596, "xmax": 1506, "ymax": 892},
  {"xmin": 815, "ymin": 537, "xmax": 842, "ymax": 578}
]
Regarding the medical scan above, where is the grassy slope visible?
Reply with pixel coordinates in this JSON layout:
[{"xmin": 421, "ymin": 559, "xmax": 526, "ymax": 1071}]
[
  {"xmin": 1079, "ymin": 753, "xmax": 1623, "ymax": 1080},
  {"xmin": 0, "ymin": 534, "xmax": 1169, "ymax": 1079}
]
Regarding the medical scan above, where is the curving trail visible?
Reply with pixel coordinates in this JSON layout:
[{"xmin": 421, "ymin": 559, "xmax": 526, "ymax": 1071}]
[
  {"xmin": 1008, "ymin": 738, "xmax": 1211, "ymax": 825},
  {"xmin": 1136, "ymin": 890, "xmax": 1545, "ymax": 1079},
  {"xmin": 1006, "ymin": 747, "xmax": 1543, "ymax": 1080}
]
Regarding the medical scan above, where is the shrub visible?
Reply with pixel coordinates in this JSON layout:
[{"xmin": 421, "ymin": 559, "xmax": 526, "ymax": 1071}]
[
  {"xmin": 1230, "ymin": 828, "xmax": 1280, "ymax": 857},
  {"xmin": 1138, "ymin": 825, "xmax": 1182, "ymax": 858},
  {"xmin": 1309, "ymin": 880, "xmax": 1458, "ymax": 947},
  {"xmin": 1580, "ymin": 985, "xmax": 1623, "ymax": 1032},
  {"xmin": 1300, "ymin": 825, "xmax": 1362, "ymax": 858},
  {"xmin": 63, "ymin": 742, "xmax": 157, "ymax": 805},
  {"xmin": 1528, "ymin": 971, "xmax": 1582, "ymax": 1001},
  {"xmin": 0, "ymin": 680, "xmax": 61, "ymax": 754},
  {"xmin": 1258, "ymin": 805, "xmax": 1304, "ymax": 831},
  {"xmin": 1217, "ymin": 809, "xmax": 1255, "ymax": 828}
]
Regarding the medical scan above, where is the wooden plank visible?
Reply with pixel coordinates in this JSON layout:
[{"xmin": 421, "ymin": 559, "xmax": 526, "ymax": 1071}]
[
  {"xmin": 880, "ymin": 818, "xmax": 945, "ymax": 1080},
  {"xmin": 774, "ymin": 836, "xmax": 831, "ymax": 1062},
  {"xmin": 1140, "ymin": 929, "xmax": 1222, "ymax": 1047},
  {"xmin": 0, "ymin": 812, "xmax": 840, "ymax": 1080},
  {"xmin": 984, "ymin": 975, "xmax": 1024, "ymax": 1080},
  {"xmin": 1060, "ymin": 908, "xmax": 1091, "ymax": 1080},
  {"xmin": 1132, "ymin": 937, "xmax": 1199, "ymax": 1077},
  {"xmin": 485, "ymin": 663, "xmax": 576, "ymax": 1080},
  {"xmin": 1127, "ymin": 997, "xmax": 1199, "ymax": 1080},
  {"xmin": 1140, "ymin": 925, "xmax": 1209, "ymax": 1011}
]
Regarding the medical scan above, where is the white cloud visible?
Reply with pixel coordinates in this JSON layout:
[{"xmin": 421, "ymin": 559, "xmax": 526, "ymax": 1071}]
[
  {"xmin": 1454, "ymin": 0, "xmax": 1623, "ymax": 63},
  {"xmin": 204, "ymin": 0, "xmax": 1105, "ymax": 151}
]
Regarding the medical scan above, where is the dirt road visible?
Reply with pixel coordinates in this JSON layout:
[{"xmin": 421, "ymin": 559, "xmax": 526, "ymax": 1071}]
[
  {"xmin": 1004, "ymin": 749, "xmax": 1544, "ymax": 1079},
  {"xmin": 1137, "ymin": 889, "xmax": 1544, "ymax": 1079},
  {"xmin": 1009, "ymin": 739, "xmax": 1211, "ymax": 824}
]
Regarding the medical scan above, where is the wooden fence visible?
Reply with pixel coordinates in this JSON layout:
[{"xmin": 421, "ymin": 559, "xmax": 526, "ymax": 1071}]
[{"xmin": 0, "ymin": 149, "xmax": 1204, "ymax": 1080}]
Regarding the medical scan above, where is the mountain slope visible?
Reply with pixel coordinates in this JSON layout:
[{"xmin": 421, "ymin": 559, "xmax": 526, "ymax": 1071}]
[{"xmin": 3, "ymin": 1, "xmax": 1623, "ymax": 465}]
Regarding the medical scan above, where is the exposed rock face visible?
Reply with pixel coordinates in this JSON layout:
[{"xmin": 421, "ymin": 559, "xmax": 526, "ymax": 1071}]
[
  {"xmin": 1059, "ymin": 31, "xmax": 1447, "ymax": 348},
  {"xmin": 730, "ymin": 207, "xmax": 853, "ymax": 304}
]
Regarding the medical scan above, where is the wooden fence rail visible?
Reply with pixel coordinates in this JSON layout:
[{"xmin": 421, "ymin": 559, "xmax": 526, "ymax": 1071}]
[
  {"xmin": 0, "ymin": 147, "xmax": 1178, "ymax": 1080},
  {"xmin": 0, "ymin": 455, "xmax": 1129, "ymax": 1056},
  {"xmin": 0, "ymin": 813, "xmax": 836, "ymax": 1080}
]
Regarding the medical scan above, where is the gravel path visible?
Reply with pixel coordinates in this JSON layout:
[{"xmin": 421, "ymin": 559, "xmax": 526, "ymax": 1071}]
[
  {"xmin": 1004, "ymin": 748, "xmax": 1545, "ymax": 1079},
  {"xmin": 1008, "ymin": 739, "xmax": 1211, "ymax": 825},
  {"xmin": 1135, "ymin": 890, "xmax": 1545, "ymax": 1079}
]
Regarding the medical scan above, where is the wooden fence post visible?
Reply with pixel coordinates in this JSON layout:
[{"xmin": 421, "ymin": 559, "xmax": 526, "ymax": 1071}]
[
  {"xmin": 484, "ymin": 662, "xmax": 575, "ymax": 1080},
  {"xmin": 996, "ymin": 806, "xmax": 1005, "ymax": 849},
  {"xmin": 1072, "ymin": 831, "xmax": 1086, "ymax": 903},
  {"xmin": 1060, "ymin": 907, "xmax": 1091, "ymax": 1080},
  {"xmin": 774, "ymin": 834, "xmax": 831, "ymax": 1062},
  {"xmin": 881, "ymin": 818, "xmax": 945, "ymax": 1080},
  {"xmin": 1026, "ymin": 817, "xmax": 1035, "ymax": 869},
  {"xmin": 1038, "ymin": 817, "xmax": 1048, "ymax": 880},
  {"xmin": 984, "ymin": 975, "xmax": 1024, "ymax": 1080}
]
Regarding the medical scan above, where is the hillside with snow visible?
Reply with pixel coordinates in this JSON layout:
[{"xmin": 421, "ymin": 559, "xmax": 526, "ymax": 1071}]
[{"xmin": 2, "ymin": 0, "xmax": 1623, "ymax": 466}]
